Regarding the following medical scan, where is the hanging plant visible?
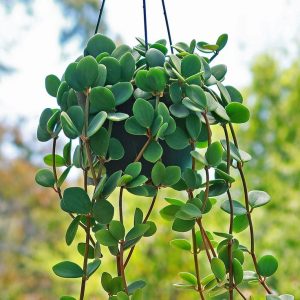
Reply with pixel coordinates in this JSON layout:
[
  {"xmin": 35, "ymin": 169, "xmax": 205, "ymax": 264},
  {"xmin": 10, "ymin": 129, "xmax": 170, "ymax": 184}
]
[{"xmin": 36, "ymin": 1, "xmax": 294, "ymax": 300}]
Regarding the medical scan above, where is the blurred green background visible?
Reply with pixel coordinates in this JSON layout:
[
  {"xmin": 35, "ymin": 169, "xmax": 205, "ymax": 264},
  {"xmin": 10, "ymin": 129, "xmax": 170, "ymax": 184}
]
[{"xmin": 0, "ymin": 0, "xmax": 299, "ymax": 299}]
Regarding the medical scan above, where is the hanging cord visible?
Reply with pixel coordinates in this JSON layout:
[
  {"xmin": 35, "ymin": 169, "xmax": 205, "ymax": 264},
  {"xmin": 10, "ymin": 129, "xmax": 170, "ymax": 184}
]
[
  {"xmin": 143, "ymin": 0, "xmax": 149, "ymax": 51},
  {"xmin": 161, "ymin": 0, "xmax": 174, "ymax": 54},
  {"xmin": 94, "ymin": 0, "xmax": 106, "ymax": 34}
]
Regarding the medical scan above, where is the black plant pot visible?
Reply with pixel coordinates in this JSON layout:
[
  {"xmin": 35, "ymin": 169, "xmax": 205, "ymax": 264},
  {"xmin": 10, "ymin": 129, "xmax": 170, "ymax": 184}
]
[{"xmin": 105, "ymin": 96, "xmax": 192, "ymax": 177}]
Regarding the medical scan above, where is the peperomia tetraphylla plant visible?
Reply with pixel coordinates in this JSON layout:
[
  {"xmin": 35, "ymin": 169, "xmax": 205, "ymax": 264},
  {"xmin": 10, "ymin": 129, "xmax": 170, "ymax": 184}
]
[{"xmin": 35, "ymin": 33, "xmax": 293, "ymax": 300}]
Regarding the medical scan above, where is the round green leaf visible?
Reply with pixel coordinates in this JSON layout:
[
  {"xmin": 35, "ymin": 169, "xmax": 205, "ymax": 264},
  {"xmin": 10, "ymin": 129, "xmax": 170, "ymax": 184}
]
[
  {"xmin": 135, "ymin": 70, "xmax": 151, "ymax": 92},
  {"xmin": 170, "ymin": 239, "xmax": 191, "ymax": 251},
  {"xmin": 133, "ymin": 98, "xmax": 154, "ymax": 128},
  {"xmin": 93, "ymin": 200, "xmax": 114, "ymax": 224},
  {"xmin": 67, "ymin": 106, "xmax": 84, "ymax": 133},
  {"xmin": 185, "ymin": 85, "xmax": 207, "ymax": 109},
  {"xmin": 165, "ymin": 127, "xmax": 190, "ymax": 150},
  {"xmin": 90, "ymin": 127, "xmax": 109, "ymax": 156},
  {"xmin": 143, "ymin": 140, "xmax": 163, "ymax": 163},
  {"xmin": 225, "ymin": 102, "xmax": 250, "ymax": 123},
  {"xmin": 221, "ymin": 200, "xmax": 247, "ymax": 216},
  {"xmin": 258, "ymin": 255, "xmax": 278, "ymax": 277},
  {"xmin": 90, "ymin": 86, "xmax": 116, "ymax": 112},
  {"xmin": 169, "ymin": 103, "xmax": 190, "ymax": 118},
  {"xmin": 248, "ymin": 190, "xmax": 271, "ymax": 208},
  {"xmin": 53, "ymin": 261, "xmax": 83, "ymax": 278},
  {"xmin": 35, "ymin": 168, "xmax": 55, "ymax": 187},
  {"xmin": 65, "ymin": 216, "xmax": 81, "ymax": 246},
  {"xmin": 86, "ymin": 34, "xmax": 116, "ymax": 57},
  {"xmin": 233, "ymin": 215, "xmax": 249, "ymax": 233},
  {"xmin": 109, "ymin": 220, "xmax": 125, "ymax": 240},
  {"xmin": 120, "ymin": 52, "xmax": 135, "ymax": 81},
  {"xmin": 205, "ymin": 141, "xmax": 223, "ymax": 167},
  {"xmin": 186, "ymin": 114, "xmax": 201, "ymax": 140},
  {"xmin": 172, "ymin": 218, "xmax": 195, "ymax": 232},
  {"xmin": 211, "ymin": 257, "xmax": 226, "ymax": 280},
  {"xmin": 175, "ymin": 203, "xmax": 202, "ymax": 220},
  {"xmin": 125, "ymin": 162, "xmax": 142, "ymax": 179},
  {"xmin": 146, "ymin": 48, "xmax": 165, "ymax": 67},
  {"xmin": 146, "ymin": 67, "xmax": 167, "ymax": 92},
  {"xmin": 144, "ymin": 221, "xmax": 157, "ymax": 237},
  {"xmin": 45, "ymin": 74, "xmax": 60, "ymax": 97},
  {"xmin": 225, "ymin": 85, "xmax": 243, "ymax": 103},
  {"xmin": 125, "ymin": 117, "xmax": 147, "ymax": 135},
  {"xmin": 151, "ymin": 161, "xmax": 165, "ymax": 186},
  {"xmin": 109, "ymin": 138, "xmax": 124, "ymax": 160},
  {"xmin": 211, "ymin": 64, "xmax": 227, "ymax": 81},
  {"xmin": 87, "ymin": 111, "xmax": 107, "ymax": 138},
  {"xmin": 111, "ymin": 82, "xmax": 133, "ymax": 106},
  {"xmin": 87, "ymin": 259, "xmax": 101, "ymax": 277},
  {"xmin": 125, "ymin": 224, "xmax": 150, "ymax": 241},
  {"xmin": 179, "ymin": 272, "xmax": 197, "ymax": 285},
  {"xmin": 95, "ymin": 229, "xmax": 118, "ymax": 247},
  {"xmin": 76, "ymin": 56, "xmax": 99, "ymax": 89},
  {"xmin": 61, "ymin": 111, "xmax": 80, "ymax": 139},
  {"xmin": 100, "ymin": 57, "xmax": 121, "ymax": 85},
  {"xmin": 61, "ymin": 187, "xmax": 91, "ymax": 214},
  {"xmin": 181, "ymin": 54, "xmax": 201, "ymax": 78},
  {"xmin": 162, "ymin": 166, "xmax": 181, "ymax": 186},
  {"xmin": 233, "ymin": 258, "xmax": 243, "ymax": 285},
  {"xmin": 216, "ymin": 33, "xmax": 228, "ymax": 51},
  {"xmin": 169, "ymin": 82, "xmax": 182, "ymax": 104}
]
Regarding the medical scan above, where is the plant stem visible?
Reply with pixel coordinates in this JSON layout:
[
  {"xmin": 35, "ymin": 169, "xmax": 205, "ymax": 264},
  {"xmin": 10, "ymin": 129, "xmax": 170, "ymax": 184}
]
[
  {"xmin": 223, "ymin": 125, "xmax": 234, "ymax": 299},
  {"xmin": 209, "ymin": 51, "xmax": 219, "ymax": 63},
  {"xmin": 134, "ymin": 136, "xmax": 151, "ymax": 162},
  {"xmin": 124, "ymin": 193, "xmax": 158, "ymax": 268},
  {"xmin": 79, "ymin": 215, "xmax": 91, "ymax": 300},
  {"xmin": 52, "ymin": 137, "xmax": 62, "ymax": 198},
  {"xmin": 234, "ymin": 285, "xmax": 247, "ymax": 300},
  {"xmin": 192, "ymin": 227, "xmax": 205, "ymax": 300},
  {"xmin": 228, "ymin": 124, "xmax": 272, "ymax": 294}
]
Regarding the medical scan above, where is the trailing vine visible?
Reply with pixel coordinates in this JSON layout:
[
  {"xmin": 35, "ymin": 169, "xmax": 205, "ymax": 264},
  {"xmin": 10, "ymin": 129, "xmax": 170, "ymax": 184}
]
[{"xmin": 35, "ymin": 30, "xmax": 293, "ymax": 299}]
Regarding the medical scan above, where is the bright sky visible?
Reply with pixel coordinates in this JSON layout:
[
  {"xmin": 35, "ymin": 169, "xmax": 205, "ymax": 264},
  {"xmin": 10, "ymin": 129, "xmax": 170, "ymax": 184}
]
[{"xmin": 0, "ymin": 0, "xmax": 299, "ymax": 126}]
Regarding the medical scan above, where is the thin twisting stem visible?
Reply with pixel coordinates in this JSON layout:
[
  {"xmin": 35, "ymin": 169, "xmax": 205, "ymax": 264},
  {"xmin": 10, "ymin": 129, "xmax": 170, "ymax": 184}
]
[
  {"xmin": 161, "ymin": 0, "xmax": 174, "ymax": 53},
  {"xmin": 94, "ymin": 0, "xmax": 106, "ymax": 34}
]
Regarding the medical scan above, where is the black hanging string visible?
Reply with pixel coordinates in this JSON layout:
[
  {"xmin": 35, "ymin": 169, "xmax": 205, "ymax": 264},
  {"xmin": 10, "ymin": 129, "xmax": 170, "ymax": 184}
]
[
  {"xmin": 143, "ymin": 0, "xmax": 149, "ymax": 51},
  {"xmin": 94, "ymin": 0, "xmax": 106, "ymax": 34},
  {"xmin": 161, "ymin": 0, "xmax": 174, "ymax": 54}
]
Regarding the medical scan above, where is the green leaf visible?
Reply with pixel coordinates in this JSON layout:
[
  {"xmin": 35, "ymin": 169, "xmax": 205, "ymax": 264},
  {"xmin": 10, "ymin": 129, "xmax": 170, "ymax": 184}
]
[
  {"xmin": 77, "ymin": 242, "xmax": 94, "ymax": 259},
  {"xmin": 143, "ymin": 221, "xmax": 157, "ymax": 237},
  {"xmin": 133, "ymin": 98, "xmax": 154, "ymax": 128},
  {"xmin": 86, "ymin": 34, "xmax": 116, "ymax": 57},
  {"xmin": 225, "ymin": 102, "xmax": 250, "ymax": 123},
  {"xmin": 60, "ymin": 296, "xmax": 76, "ymax": 300},
  {"xmin": 76, "ymin": 56, "xmax": 99, "ymax": 89},
  {"xmin": 102, "ymin": 171, "xmax": 122, "ymax": 198},
  {"xmin": 52, "ymin": 261, "xmax": 83, "ymax": 278},
  {"xmin": 221, "ymin": 200, "xmax": 247, "ymax": 216},
  {"xmin": 169, "ymin": 103, "xmax": 189, "ymax": 118},
  {"xmin": 233, "ymin": 215, "xmax": 249, "ymax": 233},
  {"xmin": 175, "ymin": 203, "xmax": 202, "ymax": 220},
  {"xmin": 135, "ymin": 70, "xmax": 151, "ymax": 92},
  {"xmin": 233, "ymin": 258, "xmax": 243, "ymax": 285},
  {"xmin": 151, "ymin": 161, "xmax": 165, "ymax": 186},
  {"xmin": 100, "ymin": 57, "xmax": 121, "ymax": 85},
  {"xmin": 169, "ymin": 82, "xmax": 182, "ymax": 104},
  {"xmin": 95, "ymin": 229, "xmax": 118, "ymax": 247},
  {"xmin": 162, "ymin": 166, "xmax": 181, "ymax": 186},
  {"xmin": 61, "ymin": 112, "xmax": 80, "ymax": 139},
  {"xmin": 165, "ymin": 127, "xmax": 190, "ymax": 150},
  {"xmin": 225, "ymin": 85, "xmax": 243, "ymax": 103},
  {"xmin": 181, "ymin": 54, "xmax": 201, "ymax": 78},
  {"xmin": 117, "ymin": 291, "xmax": 130, "ymax": 300},
  {"xmin": 172, "ymin": 218, "xmax": 195, "ymax": 232},
  {"xmin": 185, "ymin": 85, "xmax": 207, "ymax": 108},
  {"xmin": 93, "ymin": 200, "xmax": 114, "ymax": 224},
  {"xmin": 120, "ymin": 52, "xmax": 135, "ymax": 81},
  {"xmin": 111, "ymin": 82, "xmax": 133, "ymax": 106},
  {"xmin": 257, "ymin": 255, "xmax": 278, "ymax": 277},
  {"xmin": 43, "ymin": 154, "xmax": 66, "ymax": 167},
  {"xmin": 67, "ymin": 106, "xmax": 84, "ymax": 133},
  {"xmin": 87, "ymin": 259, "xmax": 101, "ymax": 277},
  {"xmin": 65, "ymin": 216, "xmax": 81, "ymax": 246},
  {"xmin": 216, "ymin": 33, "xmax": 228, "ymax": 51},
  {"xmin": 87, "ymin": 111, "xmax": 107, "ymax": 137},
  {"xmin": 170, "ymin": 239, "xmax": 191, "ymax": 251},
  {"xmin": 45, "ymin": 74, "xmax": 60, "ymax": 97},
  {"xmin": 211, "ymin": 257, "xmax": 226, "ymax": 280},
  {"xmin": 127, "ymin": 280, "xmax": 146, "ymax": 294},
  {"xmin": 146, "ymin": 48, "xmax": 165, "ymax": 67},
  {"xmin": 186, "ymin": 114, "xmax": 201, "ymax": 140},
  {"xmin": 35, "ymin": 169, "xmax": 55, "ymax": 187},
  {"xmin": 126, "ymin": 175, "xmax": 147, "ymax": 188},
  {"xmin": 125, "ymin": 162, "xmax": 142, "ymax": 179},
  {"xmin": 125, "ymin": 224, "xmax": 150, "ymax": 241},
  {"xmin": 90, "ymin": 127, "xmax": 109, "ymax": 156},
  {"xmin": 101, "ymin": 272, "xmax": 113, "ymax": 292},
  {"xmin": 179, "ymin": 272, "xmax": 197, "ymax": 285},
  {"xmin": 205, "ymin": 141, "xmax": 223, "ymax": 167},
  {"xmin": 211, "ymin": 64, "xmax": 227, "ymax": 81},
  {"xmin": 109, "ymin": 138, "xmax": 125, "ymax": 160},
  {"xmin": 57, "ymin": 166, "xmax": 72, "ymax": 188},
  {"xmin": 248, "ymin": 190, "xmax": 271, "ymax": 208},
  {"xmin": 109, "ymin": 220, "xmax": 125, "ymax": 240},
  {"xmin": 146, "ymin": 67, "xmax": 167, "ymax": 93},
  {"xmin": 160, "ymin": 205, "xmax": 181, "ymax": 221},
  {"xmin": 143, "ymin": 140, "xmax": 162, "ymax": 162},
  {"xmin": 107, "ymin": 112, "xmax": 129, "ymax": 122},
  {"xmin": 90, "ymin": 86, "xmax": 116, "ymax": 113},
  {"xmin": 61, "ymin": 187, "xmax": 91, "ymax": 214},
  {"xmin": 125, "ymin": 117, "xmax": 147, "ymax": 135},
  {"xmin": 93, "ymin": 64, "xmax": 107, "ymax": 87}
]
